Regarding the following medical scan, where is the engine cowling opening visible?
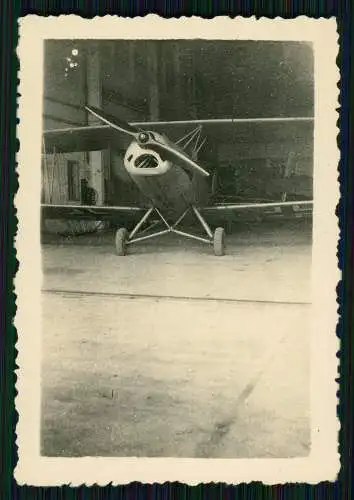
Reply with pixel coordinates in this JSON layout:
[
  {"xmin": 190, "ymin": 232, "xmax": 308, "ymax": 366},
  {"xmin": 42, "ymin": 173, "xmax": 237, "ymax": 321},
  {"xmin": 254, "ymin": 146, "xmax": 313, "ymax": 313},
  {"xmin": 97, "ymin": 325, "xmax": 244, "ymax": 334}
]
[{"xmin": 134, "ymin": 154, "xmax": 159, "ymax": 169}]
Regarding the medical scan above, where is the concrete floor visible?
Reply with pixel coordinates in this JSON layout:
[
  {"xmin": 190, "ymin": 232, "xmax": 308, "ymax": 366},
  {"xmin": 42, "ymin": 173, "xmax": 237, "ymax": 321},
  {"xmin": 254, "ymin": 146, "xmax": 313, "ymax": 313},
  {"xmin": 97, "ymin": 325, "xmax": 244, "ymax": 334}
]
[{"xmin": 40, "ymin": 220, "xmax": 312, "ymax": 458}]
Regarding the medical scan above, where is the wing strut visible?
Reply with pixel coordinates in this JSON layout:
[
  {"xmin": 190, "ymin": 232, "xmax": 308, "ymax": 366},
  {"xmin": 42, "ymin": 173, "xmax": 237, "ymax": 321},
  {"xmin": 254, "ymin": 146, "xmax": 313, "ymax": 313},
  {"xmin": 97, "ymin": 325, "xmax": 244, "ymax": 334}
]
[{"xmin": 175, "ymin": 125, "xmax": 206, "ymax": 158}]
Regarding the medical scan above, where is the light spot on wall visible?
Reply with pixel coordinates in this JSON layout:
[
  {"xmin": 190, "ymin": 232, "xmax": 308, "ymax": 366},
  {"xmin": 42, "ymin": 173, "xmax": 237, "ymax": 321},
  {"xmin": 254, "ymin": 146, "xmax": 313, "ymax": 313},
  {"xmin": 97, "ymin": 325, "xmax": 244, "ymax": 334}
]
[{"xmin": 64, "ymin": 48, "xmax": 80, "ymax": 78}]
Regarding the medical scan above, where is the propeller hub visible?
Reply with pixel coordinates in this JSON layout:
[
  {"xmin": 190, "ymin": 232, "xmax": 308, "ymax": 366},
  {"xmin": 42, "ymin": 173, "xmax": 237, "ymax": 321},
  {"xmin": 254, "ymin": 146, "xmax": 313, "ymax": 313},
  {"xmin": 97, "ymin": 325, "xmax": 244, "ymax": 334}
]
[{"xmin": 138, "ymin": 132, "xmax": 149, "ymax": 144}]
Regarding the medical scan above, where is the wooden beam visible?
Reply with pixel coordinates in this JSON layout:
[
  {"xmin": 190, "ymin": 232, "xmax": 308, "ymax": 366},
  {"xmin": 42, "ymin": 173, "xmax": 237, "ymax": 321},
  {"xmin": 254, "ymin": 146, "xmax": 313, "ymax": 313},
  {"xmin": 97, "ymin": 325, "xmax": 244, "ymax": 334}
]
[
  {"xmin": 44, "ymin": 96, "xmax": 84, "ymax": 111},
  {"xmin": 43, "ymin": 114, "xmax": 85, "ymax": 127},
  {"xmin": 148, "ymin": 42, "xmax": 159, "ymax": 120}
]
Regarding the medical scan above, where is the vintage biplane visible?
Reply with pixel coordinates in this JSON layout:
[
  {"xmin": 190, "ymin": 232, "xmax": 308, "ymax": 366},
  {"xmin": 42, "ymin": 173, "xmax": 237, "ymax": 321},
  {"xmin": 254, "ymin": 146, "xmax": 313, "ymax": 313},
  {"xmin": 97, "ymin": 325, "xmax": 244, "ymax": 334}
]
[{"xmin": 42, "ymin": 106, "xmax": 314, "ymax": 256}]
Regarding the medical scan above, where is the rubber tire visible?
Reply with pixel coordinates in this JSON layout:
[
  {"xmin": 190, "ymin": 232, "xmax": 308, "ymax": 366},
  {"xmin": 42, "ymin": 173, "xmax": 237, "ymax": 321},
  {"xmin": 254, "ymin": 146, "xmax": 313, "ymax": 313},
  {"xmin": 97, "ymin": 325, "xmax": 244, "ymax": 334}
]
[
  {"xmin": 213, "ymin": 227, "xmax": 225, "ymax": 256},
  {"xmin": 115, "ymin": 228, "xmax": 128, "ymax": 256}
]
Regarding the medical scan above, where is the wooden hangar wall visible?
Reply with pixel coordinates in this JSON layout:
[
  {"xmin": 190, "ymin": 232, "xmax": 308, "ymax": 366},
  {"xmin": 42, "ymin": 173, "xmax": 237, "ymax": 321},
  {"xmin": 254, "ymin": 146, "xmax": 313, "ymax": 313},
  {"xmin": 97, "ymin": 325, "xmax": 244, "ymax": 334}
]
[
  {"xmin": 42, "ymin": 40, "xmax": 314, "ymax": 209},
  {"xmin": 42, "ymin": 41, "xmax": 88, "ymax": 207}
]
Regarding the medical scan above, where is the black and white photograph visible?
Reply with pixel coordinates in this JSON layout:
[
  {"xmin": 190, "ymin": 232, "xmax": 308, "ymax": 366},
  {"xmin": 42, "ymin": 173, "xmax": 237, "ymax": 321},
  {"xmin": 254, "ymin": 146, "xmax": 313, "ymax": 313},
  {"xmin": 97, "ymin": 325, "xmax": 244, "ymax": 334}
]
[{"xmin": 15, "ymin": 16, "xmax": 339, "ymax": 485}]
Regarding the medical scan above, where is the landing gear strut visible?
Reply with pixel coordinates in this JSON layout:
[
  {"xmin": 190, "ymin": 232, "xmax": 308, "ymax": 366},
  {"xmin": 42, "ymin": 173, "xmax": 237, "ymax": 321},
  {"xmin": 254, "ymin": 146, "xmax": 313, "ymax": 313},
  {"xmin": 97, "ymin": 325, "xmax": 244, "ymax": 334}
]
[{"xmin": 115, "ymin": 206, "xmax": 226, "ymax": 256}]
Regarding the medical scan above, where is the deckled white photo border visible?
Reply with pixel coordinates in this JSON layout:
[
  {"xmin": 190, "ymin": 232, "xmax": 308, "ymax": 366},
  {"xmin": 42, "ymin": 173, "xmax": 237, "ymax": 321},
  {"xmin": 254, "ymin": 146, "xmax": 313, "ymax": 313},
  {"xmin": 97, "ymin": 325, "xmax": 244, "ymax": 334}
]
[{"xmin": 15, "ymin": 15, "xmax": 340, "ymax": 486}]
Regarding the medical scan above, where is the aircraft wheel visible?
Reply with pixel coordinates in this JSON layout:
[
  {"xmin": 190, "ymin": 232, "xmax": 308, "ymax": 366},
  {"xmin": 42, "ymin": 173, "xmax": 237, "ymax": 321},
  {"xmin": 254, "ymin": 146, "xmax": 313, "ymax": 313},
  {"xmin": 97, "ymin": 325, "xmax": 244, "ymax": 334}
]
[
  {"xmin": 213, "ymin": 227, "xmax": 225, "ymax": 256},
  {"xmin": 115, "ymin": 227, "xmax": 128, "ymax": 256}
]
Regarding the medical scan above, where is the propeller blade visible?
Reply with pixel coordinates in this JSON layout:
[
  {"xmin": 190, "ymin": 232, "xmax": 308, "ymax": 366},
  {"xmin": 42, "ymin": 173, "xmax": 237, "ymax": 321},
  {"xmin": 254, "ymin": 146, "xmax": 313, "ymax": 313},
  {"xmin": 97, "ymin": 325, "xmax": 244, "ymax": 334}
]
[
  {"xmin": 85, "ymin": 105, "xmax": 141, "ymax": 138},
  {"xmin": 147, "ymin": 140, "xmax": 210, "ymax": 177},
  {"xmin": 85, "ymin": 105, "xmax": 209, "ymax": 177}
]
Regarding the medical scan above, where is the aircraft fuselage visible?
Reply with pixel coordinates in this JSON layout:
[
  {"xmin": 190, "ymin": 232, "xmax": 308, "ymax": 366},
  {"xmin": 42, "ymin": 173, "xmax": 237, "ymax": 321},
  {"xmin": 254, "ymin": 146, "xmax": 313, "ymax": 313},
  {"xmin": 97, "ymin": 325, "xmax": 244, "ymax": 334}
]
[{"xmin": 123, "ymin": 137, "xmax": 209, "ymax": 217}]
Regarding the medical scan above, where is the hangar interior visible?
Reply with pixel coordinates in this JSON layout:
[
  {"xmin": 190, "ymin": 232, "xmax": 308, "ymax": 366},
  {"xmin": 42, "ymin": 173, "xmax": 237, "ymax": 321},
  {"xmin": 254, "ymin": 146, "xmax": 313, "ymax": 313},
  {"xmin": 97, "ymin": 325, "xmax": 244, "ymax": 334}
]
[
  {"xmin": 41, "ymin": 40, "xmax": 314, "ymax": 459},
  {"xmin": 42, "ymin": 40, "xmax": 314, "ymax": 225}
]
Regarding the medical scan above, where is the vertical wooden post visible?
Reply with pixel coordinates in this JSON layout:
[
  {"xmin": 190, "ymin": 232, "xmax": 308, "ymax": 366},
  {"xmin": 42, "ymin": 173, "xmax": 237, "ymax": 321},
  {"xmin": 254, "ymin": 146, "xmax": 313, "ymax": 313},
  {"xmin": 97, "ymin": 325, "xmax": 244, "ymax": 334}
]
[
  {"xmin": 148, "ymin": 42, "xmax": 159, "ymax": 120},
  {"xmin": 172, "ymin": 42, "xmax": 181, "ymax": 117},
  {"xmin": 86, "ymin": 42, "xmax": 104, "ymax": 205},
  {"xmin": 128, "ymin": 41, "xmax": 136, "ymax": 85}
]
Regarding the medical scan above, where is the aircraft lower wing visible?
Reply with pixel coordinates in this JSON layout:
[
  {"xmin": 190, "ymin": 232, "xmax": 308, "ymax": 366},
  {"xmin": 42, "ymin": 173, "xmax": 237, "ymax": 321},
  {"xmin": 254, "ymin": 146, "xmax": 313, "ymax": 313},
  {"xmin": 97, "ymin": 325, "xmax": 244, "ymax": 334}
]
[
  {"xmin": 201, "ymin": 199, "xmax": 313, "ymax": 215},
  {"xmin": 42, "ymin": 200, "xmax": 313, "ymax": 221},
  {"xmin": 41, "ymin": 203, "xmax": 145, "ymax": 220}
]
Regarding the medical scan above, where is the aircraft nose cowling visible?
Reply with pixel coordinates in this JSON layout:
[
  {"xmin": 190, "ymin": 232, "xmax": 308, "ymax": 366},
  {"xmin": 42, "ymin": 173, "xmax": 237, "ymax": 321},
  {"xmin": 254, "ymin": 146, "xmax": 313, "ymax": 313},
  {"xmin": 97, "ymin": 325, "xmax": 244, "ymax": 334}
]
[{"xmin": 124, "ymin": 141, "xmax": 172, "ymax": 177}]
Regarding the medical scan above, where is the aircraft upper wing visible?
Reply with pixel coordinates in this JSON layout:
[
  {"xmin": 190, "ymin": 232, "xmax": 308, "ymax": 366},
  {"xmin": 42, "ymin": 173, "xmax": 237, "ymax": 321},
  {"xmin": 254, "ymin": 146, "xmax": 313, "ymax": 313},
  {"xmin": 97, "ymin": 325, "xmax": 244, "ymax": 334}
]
[
  {"xmin": 133, "ymin": 116, "xmax": 314, "ymax": 145},
  {"xmin": 43, "ymin": 115, "xmax": 314, "ymax": 154},
  {"xmin": 41, "ymin": 203, "xmax": 146, "ymax": 220},
  {"xmin": 42, "ymin": 125, "xmax": 130, "ymax": 154},
  {"xmin": 134, "ymin": 116, "xmax": 314, "ymax": 127}
]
